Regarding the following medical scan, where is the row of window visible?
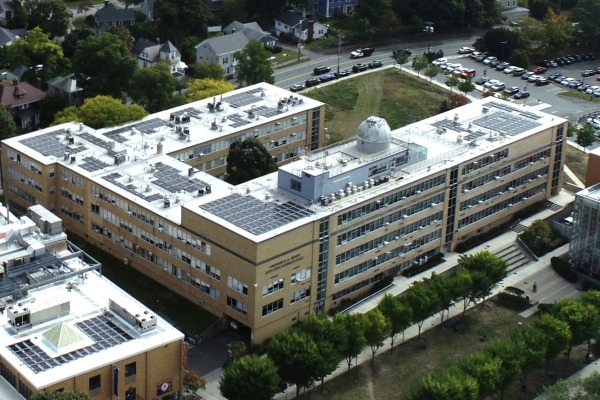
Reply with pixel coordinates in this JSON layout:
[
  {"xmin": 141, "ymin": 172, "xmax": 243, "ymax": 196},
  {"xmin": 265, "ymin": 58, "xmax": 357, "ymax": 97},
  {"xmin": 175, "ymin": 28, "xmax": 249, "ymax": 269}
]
[
  {"xmin": 461, "ymin": 149, "xmax": 509, "ymax": 175},
  {"xmin": 337, "ymin": 174, "xmax": 446, "ymax": 226},
  {"xmin": 61, "ymin": 188, "xmax": 84, "ymax": 206},
  {"xmin": 7, "ymin": 183, "xmax": 38, "ymax": 206},
  {"xmin": 368, "ymin": 152, "xmax": 409, "ymax": 177},
  {"xmin": 7, "ymin": 167, "xmax": 43, "ymax": 192}
]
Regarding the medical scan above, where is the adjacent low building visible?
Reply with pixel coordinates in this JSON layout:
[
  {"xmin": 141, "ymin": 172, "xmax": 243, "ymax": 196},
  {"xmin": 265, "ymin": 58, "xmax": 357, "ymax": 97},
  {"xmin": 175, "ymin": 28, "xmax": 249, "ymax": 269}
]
[
  {"xmin": 570, "ymin": 184, "xmax": 600, "ymax": 280},
  {"xmin": 0, "ymin": 204, "xmax": 184, "ymax": 399},
  {"xmin": 1, "ymin": 87, "xmax": 565, "ymax": 343}
]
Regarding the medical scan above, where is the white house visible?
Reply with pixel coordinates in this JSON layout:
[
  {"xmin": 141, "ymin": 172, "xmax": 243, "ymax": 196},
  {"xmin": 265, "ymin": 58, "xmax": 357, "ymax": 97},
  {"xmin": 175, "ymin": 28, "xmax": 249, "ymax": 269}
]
[
  {"xmin": 132, "ymin": 39, "xmax": 187, "ymax": 79},
  {"xmin": 274, "ymin": 10, "xmax": 328, "ymax": 42},
  {"xmin": 195, "ymin": 32, "xmax": 249, "ymax": 76},
  {"xmin": 497, "ymin": 0, "xmax": 529, "ymax": 24},
  {"xmin": 223, "ymin": 21, "xmax": 277, "ymax": 47}
]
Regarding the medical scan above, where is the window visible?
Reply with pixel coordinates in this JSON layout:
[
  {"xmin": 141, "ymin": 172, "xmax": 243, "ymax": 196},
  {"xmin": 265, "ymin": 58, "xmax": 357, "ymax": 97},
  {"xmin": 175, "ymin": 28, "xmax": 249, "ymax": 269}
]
[
  {"xmin": 125, "ymin": 362, "xmax": 136, "ymax": 378},
  {"xmin": 89, "ymin": 375, "xmax": 101, "ymax": 392},
  {"xmin": 263, "ymin": 278, "xmax": 284, "ymax": 296},
  {"xmin": 291, "ymin": 179, "xmax": 302, "ymax": 192},
  {"xmin": 125, "ymin": 387, "xmax": 136, "ymax": 400},
  {"xmin": 228, "ymin": 276, "xmax": 248, "ymax": 295},
  {"xmin": 262, "ymin": 298, "xmax": 284, "ymax": 316},
  {"xmin": 291, "ymin": 268, "xmax": 311, "ymax": 284},
  {"xmin": 290, "ymin": 287, "xmax": 311, "ymax": 303},
  {"xmin": 227, "ymin": 296, "xmax": 248, "ymax": 315}
]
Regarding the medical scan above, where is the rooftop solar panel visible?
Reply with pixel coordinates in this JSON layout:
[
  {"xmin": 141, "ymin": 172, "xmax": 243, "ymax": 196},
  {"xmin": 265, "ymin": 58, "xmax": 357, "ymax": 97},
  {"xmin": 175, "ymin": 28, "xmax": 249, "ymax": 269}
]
[
  {"xmin": 472, "ymin": 110, "xmax": 541, "ymax": 136},
  {"xmin": 19, "ymin": 132, "xmax": 87, "ymax": 158}
]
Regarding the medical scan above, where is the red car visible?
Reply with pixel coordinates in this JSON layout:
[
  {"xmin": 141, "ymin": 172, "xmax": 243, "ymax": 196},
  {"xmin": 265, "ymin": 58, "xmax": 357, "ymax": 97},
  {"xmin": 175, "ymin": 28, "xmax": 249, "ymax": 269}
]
[{"xmin": 532, "ymin": 66, "xmax": 547, "ymax": 75}]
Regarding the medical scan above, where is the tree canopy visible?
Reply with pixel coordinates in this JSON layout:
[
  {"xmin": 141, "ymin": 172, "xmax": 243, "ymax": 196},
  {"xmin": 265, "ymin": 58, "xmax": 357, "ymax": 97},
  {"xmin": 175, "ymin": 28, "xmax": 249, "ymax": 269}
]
[
  {"xmin": 225, "ymin": 139, "xmax": 278, "ymax": 184},
  {"xmin": 0, "ymin": 107, "xmax": 17, "ymax": 140},
  {"xmin": 129, "ymin": 63, "xmax": 183, "ymax": 113},
  {"xmin": 53, "ymin": 96, "xmax": 148, "ymax": 129},
  {"xmin": 185, "ymin": 79, "xmax": 235, "ymax": 103},
  {"xmin": 189, "ymin": 62, "xmax": 226, "ymax": 80},
  {"xmin": 234, "ymin": 41, "xmax": 275, "ymax": 87},
  {"xmin": 27, "ymin": 0, "xmax": 71, "ymax": 38},
  {"xmin": 219, "ymin": 355, "xmax": 279, "ymax": 400}
]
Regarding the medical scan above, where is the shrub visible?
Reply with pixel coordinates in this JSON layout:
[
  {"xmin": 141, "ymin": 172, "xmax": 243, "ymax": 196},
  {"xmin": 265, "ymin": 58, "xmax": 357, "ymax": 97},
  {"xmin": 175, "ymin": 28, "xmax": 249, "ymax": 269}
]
[
  {"xmin": 496, "ymin": 292, "xmax": 531, "ymax": 310},
  {"xmin": 265, "ymin": 45, "xmax": 283, "ymax": 54},
  {"xmin": 550, "ymin": 256, "xmax": 578, "ymax": 283}
]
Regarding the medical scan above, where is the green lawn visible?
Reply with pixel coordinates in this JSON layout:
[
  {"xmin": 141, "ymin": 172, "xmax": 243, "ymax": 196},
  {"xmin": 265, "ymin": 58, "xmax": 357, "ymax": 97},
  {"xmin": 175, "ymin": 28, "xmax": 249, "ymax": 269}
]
[
  {"xmin": 305, "ymin": 68, "xmax": 450, "ymax": 143},
  {"xmin": 557, "ymin": 89, "xmax": 600, "ymax": 103}
]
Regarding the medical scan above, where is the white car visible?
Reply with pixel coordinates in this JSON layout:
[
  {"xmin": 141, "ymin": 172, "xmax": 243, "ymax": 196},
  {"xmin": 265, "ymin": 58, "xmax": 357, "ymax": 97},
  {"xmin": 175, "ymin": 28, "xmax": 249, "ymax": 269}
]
[
  {"xmin": 561, "ymin": 77, "xmax": 575, "ymax": 86},
  {"xmin": 588, "ymin": 118, "xmax": 600, "ymax": 129},
  {"xmin": 459, "ymin": 47, "xmax": 475, "ymax": 54},
  {"xmin": 503, "ymin": 66, "xmax": 517, "ymax": 74},
  {"xmin": 432, "ymin": 58, "xmax": 447, "ymax": 66},
  {"xmin": 445, "ymin": 63, "xmax": 462, "ymax": 73},
  {"xmin": 586, "ymin": 85, "xmax": 600, "ymax": 94},
  {"xmin": 483, "ymin": 56, "xmax": 497, "ymax": 65},
  {"xmin": 483, "ymin": 79, "xmax": 501, "ymax": 88}
]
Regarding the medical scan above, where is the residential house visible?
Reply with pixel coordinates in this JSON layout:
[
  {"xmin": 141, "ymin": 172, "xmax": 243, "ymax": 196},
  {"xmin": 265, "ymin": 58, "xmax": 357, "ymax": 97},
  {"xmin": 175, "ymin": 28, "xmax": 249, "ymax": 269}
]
[
  {"xmin": 0, "ymin": 27, "xmax": 26, "ymax": 47},
  {"xmin": 497, "ymin": 0, "xmax": 529, "ymax": 24},
  {"xmin": 0, "ymin": 79, "xmax": 45, "ymax": 131},
  {"xmin": 223, "ymin": 21, "xmax": 277, "ymax": 47},
  {"xmin": 94, "ymin": 1, "xmax": 136, "ymax": 35},
  {"xmin": 139, "ymin": 0, "xmax": 154, "ymax": 21},
  {"xmin": 47, "ymin": 74, "xmax": 83, "ymax": 106},
  {"xmin": 274, "ymin": 10, "xmax": 328, "ymax": 42},
  {"xmin": 0, "ymin": 1, "xmax": 14, "ymax": 25},
  {"xmin": 195, "ymin": 32, "xmax": 249, "ymax": 76},
  {"xmin": 132, "ymin": 38, "xmax": 187, "ymax": 79},
  {"xmin": 316, "ymin": 0, "xmax": 359, "ymax": 18}
]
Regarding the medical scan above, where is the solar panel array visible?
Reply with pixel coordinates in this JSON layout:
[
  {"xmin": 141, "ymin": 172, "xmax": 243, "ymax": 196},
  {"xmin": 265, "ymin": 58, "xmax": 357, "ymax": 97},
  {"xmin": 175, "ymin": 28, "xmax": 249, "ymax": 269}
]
[
  {"xmin": 199, "ymin": 193, "xmax": 313, "ymax": 235},
  {"xmin": 473, "ymin": 110, "xmax": 541, "ymax": 137},
  {"xmin": 102, "ymin": 172, "xmax": 164, "ymax": 203},
  {"xmin": 153, "ymin": 162, "xmax": 209, "ymax": 193},
  {"xmin": 134, "ymin": 118, "xmax": 167, "ymax": 133},
  {"xmin": 7, "ymin": 316, "xmax": 132, "ymax": 374},
  {"xmin": 227, "ymin": 114, "xmax": 251, "ymax": 128},
  {"xmin": 79, "ymin": 132, "xmax": 112, "ymax": 150},
  {"xmin": 80, "ymin": 157, "xmax": 111, "ymax": 172},
  {"xmin": 431, "ymin": 119, "xmax": 471, "ymax": 135},
  {"xmin": 489, "ymin": 101, "xmax": 542, "ymax": 120},
  {"xmin": 222, "ymin": 87, "xmax": 263, "ymax": 108},
  {"xmin": 19, "ymin": 132, "xmax": 87, "ymax": 158},
  {"xmin": 253, "ymin": 105, "xmax": 280, "ymax": 118},
  {"xmin": 171, "ymin": 107, "xmax": 202, "ymax": 119}
]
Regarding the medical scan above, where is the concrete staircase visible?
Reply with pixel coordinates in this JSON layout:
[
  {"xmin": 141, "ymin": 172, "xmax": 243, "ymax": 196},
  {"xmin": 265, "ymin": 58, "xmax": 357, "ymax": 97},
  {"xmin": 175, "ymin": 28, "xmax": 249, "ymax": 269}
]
[{"xmin": 495, "ymin": 242, "xmax": 533, "ymax": 272}]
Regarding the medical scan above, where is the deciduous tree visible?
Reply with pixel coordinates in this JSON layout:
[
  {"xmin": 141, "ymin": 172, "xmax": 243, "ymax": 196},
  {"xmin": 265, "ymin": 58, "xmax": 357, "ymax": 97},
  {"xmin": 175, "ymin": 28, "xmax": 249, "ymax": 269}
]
[
  {"xmin": 296, "ymin": 316, "xmax": 342, "ymax": 388},
  {"xmin": 185, "ymin": 79, "xmax": 234, "ymax": 103},
  {"xmin": 268, "ymin": 330, "xmax": 320, "ymax": 398},
  {"xmin": 183, "ymin": 370, "xmax": 207, "ymax": 393},
  {"xmin": 576, "ymin": 124, "xmax": 597, "ymax": 148},
  {"xmin": 129, "ymin": 63, "xmax": 182, "ymax": 113},
  {"xmin": 485, "ymin": 338, "xmax": 525, "ymax": 398},
  {"xmin": 408, "ymin": 369, "xmax": 479, "ymax": 400},
  {"xmin": 53, "ymin": 96, "xmax": 148, "ymax": 129},
  {"xmin": 153, "ymin": 0, "xmax": 211, "ymax": 49},
  {"xmin": 549, "ymin": 298, "xmax": 600, "ymax": 362},
  {"xmin": 457, "ymin": 352, "xmax": 502, "ymax": 398},
  {"xmin": 510, "ymin": 324, "xmax": 547, "ymax": 389},
  {"xmin": 378, "ymin": 294, "xmax": 412, "ymax": 349},
  {"xmin": 334, "ymin": 313, "xmax": 367, "ymax": 371},
  {"xmin": 225, "ymin": 139, "xmax": 278, "ymax": 184},
  {"xmin": 534, "ymin": 313, "xmax": 571, "ymax": 371},
  {"xmin": 219, "ymin": 355, "xmax": 279, "ymax": 400},
  {"xmin": 403, "ymin": 281, "xmax": 440, "ymax": 337},
  {"xmin": 542, "ymin": 8, "xmax": 574, "ymax": 51},
  {"xmin": 234, "ymin": 40, "xmax": 275, "ymax": 87},
  {"xmin": 27, "ymin": 0, "xmax": 71, "ymax": 38},
  {"xmin": 423, "ymin": 65, "xmax": 440, "ymax": 81},
  {"xmin": 362, "ymin": 309, "xmax": 391, "ymax": 362},
  {"xmin": 189, "ymin": 62, "xmax": 225, "ymax": 80},
  {"xmin": 411, "ymin": 55, "xmax": 428, "ymax": 77},
  {"xmin": 457, "ymin": 78, "xmax": 475, "ymax": 96},
  {"xmin": 0, "ymin": 107, "xmax": 17, "ymax": 139}
]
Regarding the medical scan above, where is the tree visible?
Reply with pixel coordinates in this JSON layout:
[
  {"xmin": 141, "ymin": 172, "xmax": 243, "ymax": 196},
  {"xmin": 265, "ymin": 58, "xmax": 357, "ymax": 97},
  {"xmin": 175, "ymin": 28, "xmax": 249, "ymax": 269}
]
[
  {"xmin": 444, "ymin": 75, "xmax": 460, "ymax": 94},
  {"xmin": 4, "ymin": 27, "xmax": 69, "ymax": 86},
  {"xmin": 455, "ymin": 268, "xmax": 474, "ymax": 315},
  {"xmin": 485, "ymin": 338, "xmax": 525, "ymax": 399},
  {"xmin": 334, "ymin": 313, "xmax": 366, "ymax": 371},
  {"xmin": 362, "ymin": 309, "xmax": 391, "ymax": 362},
  {"xmin": 225, "ymin": 139, "xmax": 278, "ymax": 184},
  {"xmin": 521, "ymin": 219, "xmax": 554, "ymax": 255},
  {"xmin": 27, "ymin": 0, "xmax": 71, "ymax": 38},
  {"xmin": 510, "ymin": 324, "xmax": 547, "ymax": 390},
  {"xmin": 457, "ymin": 352, "xmax": 502, "ymax": 398},
  {"xmin": 106, "ymin": 26, "xmax": 135, "ymax": 51},
  {"xmin": 411, "ymin": 55, "xmax": 428, "ymax": 77},
  {"xmin": 534, "ymin": 313, "xmax": 571, "ymax": 371},
  {"xmin": 571, "ymin": 0, "xmax": 600, "ymax": 45},
  {"xmin": 529, "ymin": 0, "xmax": 551, "ymax": 19},
  {"xmin": 378, "ymin": 294, "xmax": 412, "ymax": 349},
  {"xmin": 268, "ymin": 330, "xmax": 321, "ymax": 398},
  {"xmin": 129, "ymin": 63, "xmax": 181, "ymax": 113},
  {"xmin": 219, "ymin": 355, "xmax": 279, "ymax": 400},
  {"xmin": 0, "ymin": 107, "xmax": 17, "ymax": 140},
  {"xmin": 153, "ymin": 0, "xmax": 211, "ymax": 49},
  {"xmin": 403, "ymin": 281, "xmax": 440, "ymax": 337},
  {"xmin": 183, "ymin": 370, "xmax": 207, "ymax": 393},
  {"xmin": 423, "ymin": 65, "xmax": 440, "ymax": 81},
  {"xmin": 457, "ymin": 78, "xmax": 475, "ymax": 96},
  {"xmin": 576, "ymin": 124, "xmax": 597, "ymax": 148},
  {"xmin": 234, "ymin": 40, "xmax": 275, "ymax": 87},
  {"xmin": 481, "ymin": 28, "xmax": 526, "ymax": 60},
  {"xmin": 53, "ymin": 96, "xmax": 148, "ymax": 129},
  {"xmin": 40, "ymin": 92, "xmax": 69, "ymax": 127},
  {"xmin": 30, "ymin": 392, "xmax": 90, "ymax": 400},
  {"xmin": 541, "ymin": 372, "xmax": 600, "ymax": 399},
  {"xmin": 542, "ymin": 8, "xmax": 574, "ymax": 51},
  {"xmin": 459, "ymin": 250, "xmax": 507, "ymax": 286},
  {"xmin": 429, "ymin": 273, "xmax": 454, "ymax": 323},
  {"xmin": 296, "ymin": 316, "xmax": 342, "ymax": 388},
  {"xmin": 185, "ymin": 79, "xmax": 235, "ymax": 103},
  {"xmin": 61, "ymin": 29, "xmax": 93, "ymax": 59},
  {"xmin": 223, "ymin": 0, "xmax": 248, "ymax": 22},
  {"xmin": 409, "ymin": 369, "xmax": 479, "ymax": 400},
  {"xmin": 189, "ymin": 62, "xmax": 225, "ymax": 80},
  {"xmin": 508, "ymin": 49, "xmax": 530, "ymax": 69},
  {"xmin": 77, "ymin": 0, "xmax": 93, "ymax": 16},
  {"xmin": 72, "ymin": 33, "xmax": 137, "ymax": 99}
]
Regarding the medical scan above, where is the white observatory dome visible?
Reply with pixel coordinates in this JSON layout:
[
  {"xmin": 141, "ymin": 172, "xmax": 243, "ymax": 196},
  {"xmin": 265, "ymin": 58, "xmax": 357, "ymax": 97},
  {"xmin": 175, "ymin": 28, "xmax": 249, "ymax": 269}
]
[{"xmin": 356, "ymin": 116, "xmax": 391, "ymax": 154}]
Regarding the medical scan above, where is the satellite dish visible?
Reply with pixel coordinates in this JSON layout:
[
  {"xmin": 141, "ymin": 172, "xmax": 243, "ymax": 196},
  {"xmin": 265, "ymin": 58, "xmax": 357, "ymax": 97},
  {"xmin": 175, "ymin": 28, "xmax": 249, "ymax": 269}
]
[{"xmin": 161, "ymin": 382, "xmax": 170, "ymax": 392}]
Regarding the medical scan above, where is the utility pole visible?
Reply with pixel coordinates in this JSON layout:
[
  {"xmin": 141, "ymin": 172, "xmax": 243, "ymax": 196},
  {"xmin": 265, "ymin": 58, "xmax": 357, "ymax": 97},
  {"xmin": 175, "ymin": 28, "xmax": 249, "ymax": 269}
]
[
  {"xmin": 424, "ymin": 22, "xmax": 434, "ymax": 54},
  {"xmin": 337, "ymin": 35, "xmax": 344, "ymax": 78}
]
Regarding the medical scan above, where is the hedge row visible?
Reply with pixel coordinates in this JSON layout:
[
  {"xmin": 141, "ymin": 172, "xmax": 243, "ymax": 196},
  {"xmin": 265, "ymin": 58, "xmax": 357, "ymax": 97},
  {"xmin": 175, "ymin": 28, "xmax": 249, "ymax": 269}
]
[{"xmin": 550, "ymin": 256, "xmax": 578, "ymax": 283}]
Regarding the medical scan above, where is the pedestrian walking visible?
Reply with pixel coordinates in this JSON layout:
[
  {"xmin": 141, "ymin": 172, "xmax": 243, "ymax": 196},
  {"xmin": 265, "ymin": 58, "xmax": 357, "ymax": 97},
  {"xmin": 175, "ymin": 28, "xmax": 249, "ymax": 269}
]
[{"xmin": 533, "ymin": 282, "xmax": 537, "ymax": 293}]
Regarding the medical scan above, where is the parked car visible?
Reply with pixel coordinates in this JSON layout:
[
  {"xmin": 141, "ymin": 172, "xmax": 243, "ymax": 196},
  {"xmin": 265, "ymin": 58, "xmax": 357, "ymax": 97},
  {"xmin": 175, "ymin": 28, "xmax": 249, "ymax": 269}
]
[
  {"xmin": 319, "ymin": 73, "xmax": 336, "ymax": 83},
  {"xmin": 594, "ymin": 89, "xmax": 600, "ymax": 97},
  {"xmin": 289, "ymin": 84, "xmax": 305, "ymax": 92},
  {"xmin": 579, "ymin": 84, "xmax": 591, "ymax": 92},
  {"xmin": 548, "ymin": 60, "xmax": 558, "ymax": 67},
  {"xmin": 459, "ymin": 47, "xmax": 475, "ymax": 54},
  {"xmin": 582, "ymin": 69, "xmax": 596, "ymax": 77},
  {"xmin": 352, "ymin": 63, "xmax": 368, "ymax": 72},
  {"xmin": 393, "ymin": 49, "xmax": 411, "ymax": 57},
  {"xmin": 502, "ymin": 66, "xmax": 516, "ymax": 74},
  {"xmin": 475, "ymin": 76, "xmax": 490, "ymax": 85},
  {"xmin": 368, "ymin": 60, "xmax": 383, "ymax": 69},
  {"xmin": 305, "ymin": 78, "xmax": 320, "ymax": 87},
  {"xmin": 350, "ymin": 47, "xmax": 375, "ymax": 58},
  {"xmin": 313, "ymin": 65, "xmax": 331, "ymax": 75},
  {"xmin": 532, "ymin": 66, "xmax": 547, "ymax": 74},
  {"xmin": 432, "ymin": 57, "xmax": 448, "ymax": 66},
  {"xmin": 483, "ymin": 79, "xmax": 501, "ymax": 88},
  {"xmin": 489, "ymin": 59, "xmax": 501, "ymax": 67},
  {"xmin": 513, "ymin": 91, "xmax": 530, "ymax": 99},
  {"xmin": 588, "ymin": 117, "xmax": 600, "ymax": 129},
  {"xmin": 504, "ymin": 86, "xmax": 520, "ymax": 95},
  {"xmin": 474, "ymin": 53, "xmax": 489, "ymax": 62},
  {"xmin": 586, "ymin": 85, "xmax": 600, "ymax": 94},
  {"xmin": 460, "ymin": 69, "xmax": 477, "ymax": 79},
  {"xmin": 470, "ymin": 51, "xmax": 485, "ymax": 59},
  {"xmin": 548, "ymin": 73, "xmax": 562, "ymax": 81},
  {"xmin": 535, "ymin": 78, "xmax": 550, "ymax": 86},
  {"xmin": 495, "ymin": 61, "xmax": 510, "ymax": 71},
  {"xmin": 491, "ymin": 82, "xmax": 506, "ymax": 91},
  {"xmin": 528, "ymin": 74, "xmax": 542, "ymax": 83},
  {"xmin": 521, "ymin": 71, "xmax": 534, "ymax": 80},
  {"xmin": 483, "ymin": 56, "xmax": 497, "ymax": 65},
  {"xmin": 512, "ymin": 67, "xmax": 526, "ymax": 76},
  {"xmin": 334, "ymin": 68, "xmax": 352, "ymax": 78}
]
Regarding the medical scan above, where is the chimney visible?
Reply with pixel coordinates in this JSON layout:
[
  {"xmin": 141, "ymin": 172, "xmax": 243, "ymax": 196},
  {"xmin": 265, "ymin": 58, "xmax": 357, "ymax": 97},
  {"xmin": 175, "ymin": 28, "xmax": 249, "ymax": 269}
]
[
  {"xmin": 302, "ymin": 8, "xmax": 306, "ymax": 18},
  {"xmin": 156, "ymin": 37, "xmax": 160, "ymax": 45},
  {"xmin": 104, "ymin": 0, "xmax": 109, "ymax": 6},
  {"xmin": 157, "ymin": 143, "xmax": 163, "ymax": 154},
  {"xmin": 308, "ymin": 20, "xmax": 314, "ymax": 42}
]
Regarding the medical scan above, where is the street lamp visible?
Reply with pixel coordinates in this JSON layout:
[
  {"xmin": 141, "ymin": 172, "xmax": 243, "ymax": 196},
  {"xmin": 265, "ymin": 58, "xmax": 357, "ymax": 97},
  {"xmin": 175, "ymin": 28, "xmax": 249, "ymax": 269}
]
[
  {"xmin": 424, "ymin": 22, "xmax": 434, "ymax": 54},
  {"xmin": 297, "ymin": 42, "xmax": 302, "ymax": 61},
  {"xmin": 337, "ymin": 35, "xmax": 344, "ymax": 79}
]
